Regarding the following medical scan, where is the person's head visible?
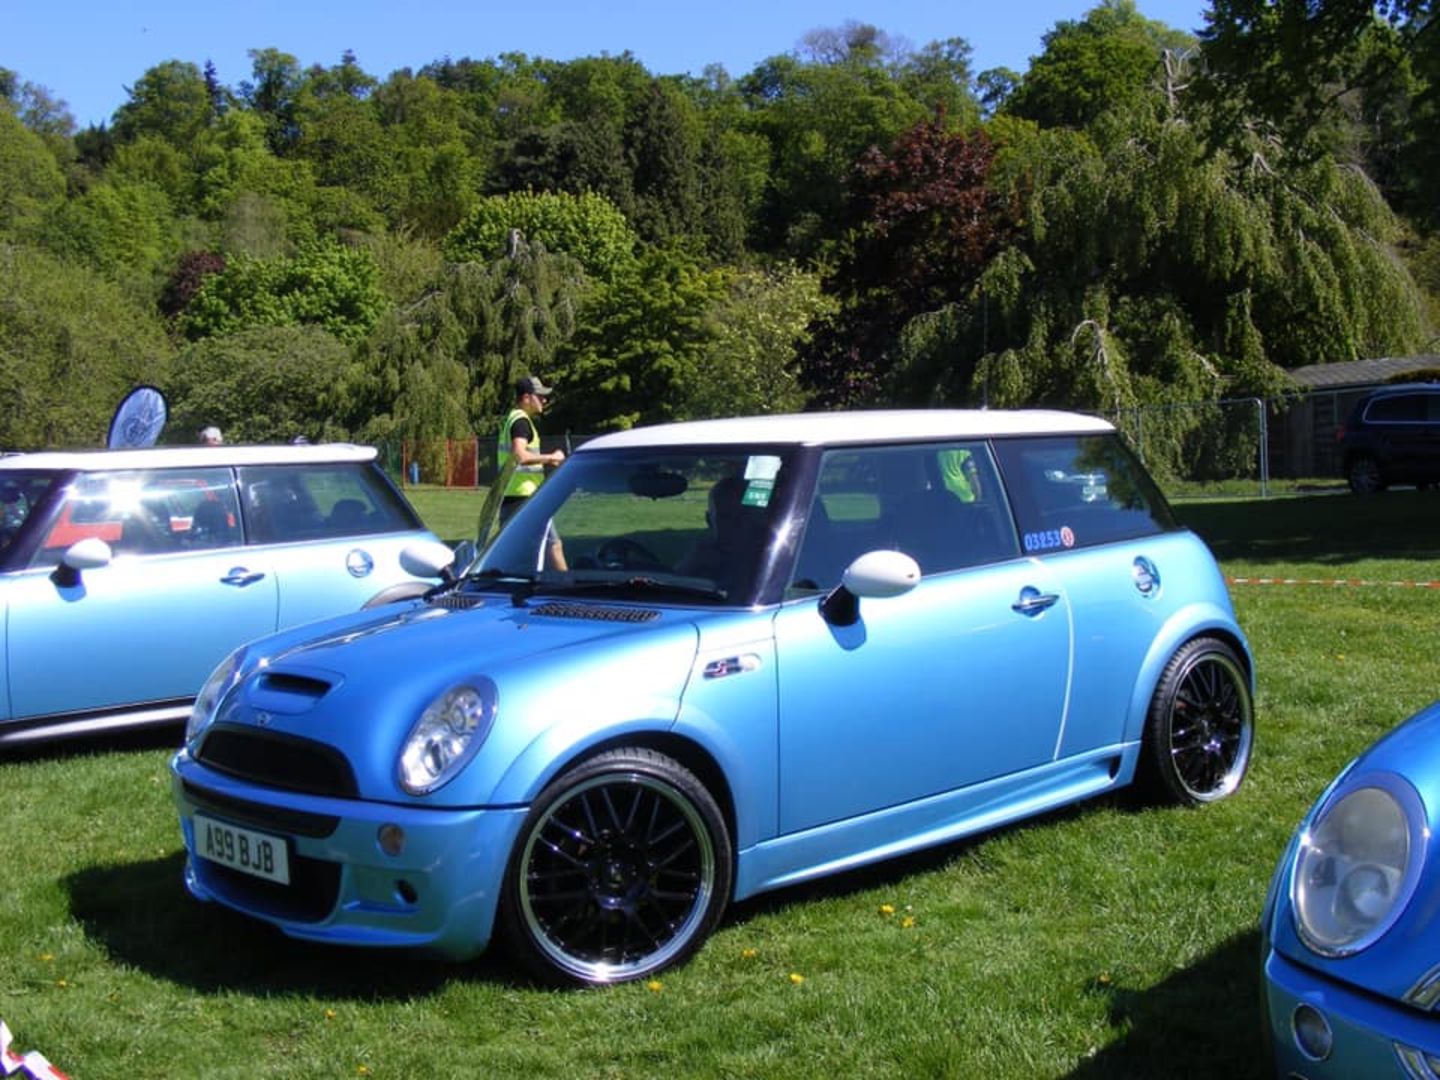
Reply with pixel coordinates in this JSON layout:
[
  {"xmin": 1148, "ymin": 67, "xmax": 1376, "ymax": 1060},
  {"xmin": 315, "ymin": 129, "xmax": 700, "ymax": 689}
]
[
  {"xmin": 199, "ymin": 425, "xmax": 223, "ymax": 446},
  {"xmin": 514, "ymin": 375, "xmax": 553, "ymax": 416}
]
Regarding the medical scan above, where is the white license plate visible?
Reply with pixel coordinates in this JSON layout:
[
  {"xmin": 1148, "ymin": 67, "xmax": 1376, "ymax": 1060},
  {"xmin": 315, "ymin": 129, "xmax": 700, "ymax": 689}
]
[{"xmin": 194, "ymin": 814, "xmax": 290, "ymax": 885}]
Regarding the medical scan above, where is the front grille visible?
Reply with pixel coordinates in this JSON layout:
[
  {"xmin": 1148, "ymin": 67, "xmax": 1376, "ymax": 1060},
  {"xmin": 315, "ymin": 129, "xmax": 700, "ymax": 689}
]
[
  {"xmin": 197, "ymin": 725, "xmax": 358, "ymax": 798},
  {"xmin": 182, "ymin": 781, "xmax": 340, "ymax": 838},
  {"xmin": 529, "ymin": 601, "xmax": 660, "ymax": 623},
  {"xmin": 196, "ymin": 850, "xmax": 341, "ymax": 924}
]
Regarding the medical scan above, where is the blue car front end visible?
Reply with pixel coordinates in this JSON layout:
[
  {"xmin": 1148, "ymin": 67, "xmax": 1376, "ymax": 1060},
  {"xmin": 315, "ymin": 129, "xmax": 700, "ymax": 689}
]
[
  {"xmin": 172, "ymin": 597, "xmax": 705, "ymax": 960},
  {"xmin": 1261, "ymin": 700, "xmax": 1440, "ymax": 1076}
]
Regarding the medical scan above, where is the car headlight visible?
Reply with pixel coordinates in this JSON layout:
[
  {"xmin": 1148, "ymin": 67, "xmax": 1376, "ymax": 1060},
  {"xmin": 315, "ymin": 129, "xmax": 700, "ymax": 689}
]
[
  {"xmin": 397, "ymin": 682, "xmax": 498, "ymax": 795},
  {"xmin": 1292, "ymin": 776, "xmax": 1428, "ymax": 957},
  {"xmin": 186, "ymin": 649, "xmax": 246, "ymax": 745}
]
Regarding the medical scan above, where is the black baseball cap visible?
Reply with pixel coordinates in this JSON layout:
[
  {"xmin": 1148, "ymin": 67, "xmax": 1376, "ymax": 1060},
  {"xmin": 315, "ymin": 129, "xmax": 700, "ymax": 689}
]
[{"xmin": 515, "ymin": 376, "xmax": 553, "ymax": 397}]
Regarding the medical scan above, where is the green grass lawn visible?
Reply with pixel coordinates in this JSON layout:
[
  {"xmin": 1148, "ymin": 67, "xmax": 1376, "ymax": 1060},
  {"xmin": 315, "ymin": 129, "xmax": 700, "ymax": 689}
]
[{"xmin": 2, "ymin": 490, "xmax": 1438, "ymax": 1077}]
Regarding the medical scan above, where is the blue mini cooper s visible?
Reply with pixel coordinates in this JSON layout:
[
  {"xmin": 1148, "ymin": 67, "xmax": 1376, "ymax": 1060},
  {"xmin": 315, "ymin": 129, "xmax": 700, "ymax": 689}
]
[{"xmin": 172, "ymin": 410, "xmax": 1255, "ymax": 985}]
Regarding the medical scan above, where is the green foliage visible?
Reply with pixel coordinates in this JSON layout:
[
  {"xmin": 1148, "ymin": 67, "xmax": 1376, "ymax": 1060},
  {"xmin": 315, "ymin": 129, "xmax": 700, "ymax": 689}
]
[
  {"xmin": 350, "ymin": 235, "xmax": 585, "ymax": 445},
  {"xmin": 0, "ymin": 245, "xmax": 171, "ymax": 448},
  {"xmin": 444, "ymin": 189, "xmax": 637, "ymax": 281},
  {"xmin": 165, "ymin": 325, "xmax": 354, "ymax": 443},
  {"xmin": 38, "ymin": 179, "xmax": 180, "ymax": 285},
  {"xmin": 0, "ymin": 109, "xmax": 65, "ymax": 240},
  {"xmin": 1004, "ymin": 0, "xmax": 1195, "ymax": 130},
  {"xmin": 684, "ymin": 264, "xmax": 834, "ymax": 418},
  {"xmin": 551, "ymin": 245, "xmax": 726, "ymax": 431},
  {"xmin": 180, "ymin": 242, "xmax": 386, "ymax": 341},
  {"xmin": 112, "ymin": 60, "xmax": 214, "ymax": 149}
]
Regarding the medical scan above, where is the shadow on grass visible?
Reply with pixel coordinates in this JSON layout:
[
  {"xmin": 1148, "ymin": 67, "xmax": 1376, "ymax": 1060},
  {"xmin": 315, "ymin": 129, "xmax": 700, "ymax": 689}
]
[
  {"xmin": 1177, "ymin": 490, "xmax": 1440, "ymax": 568},
  {"xmin": 1063, "ymin": 930, "xmax": 1268, "ymax": 1080},
  {"xmin": 64, "ymin": 853, "xmax": 521, "ymax": 999},
  {"xmin": 2, "ymin": 724, "xmax": 183, "ymax": 764}
]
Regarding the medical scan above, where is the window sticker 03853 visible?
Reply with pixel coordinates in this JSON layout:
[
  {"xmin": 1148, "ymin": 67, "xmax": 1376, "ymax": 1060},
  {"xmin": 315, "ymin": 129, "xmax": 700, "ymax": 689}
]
[{"xmin": 1023, "ymin": 526, "xmax": 1076, "ymax": 553}]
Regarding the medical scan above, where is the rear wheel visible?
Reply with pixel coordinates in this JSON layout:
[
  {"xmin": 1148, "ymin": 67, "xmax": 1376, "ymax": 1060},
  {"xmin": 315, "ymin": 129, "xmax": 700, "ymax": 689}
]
[
  {"xmin": 1141, "ymin": 637, "xmax": 1253, "ymax": 805},
  {"xmin": 1347, "ymin": 454, "xmax": 1384, "ymax": 495},
  {"xmin": 498, "ymin": 747, "xmax": 732, "ymax": 986}
]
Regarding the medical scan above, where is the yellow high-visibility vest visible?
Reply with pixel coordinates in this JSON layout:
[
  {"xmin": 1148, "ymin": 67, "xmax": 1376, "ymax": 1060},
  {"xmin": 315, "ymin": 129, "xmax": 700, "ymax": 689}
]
[{"xmin": 497, "ymin": 408, "xmax": 544, "ymax": 497}]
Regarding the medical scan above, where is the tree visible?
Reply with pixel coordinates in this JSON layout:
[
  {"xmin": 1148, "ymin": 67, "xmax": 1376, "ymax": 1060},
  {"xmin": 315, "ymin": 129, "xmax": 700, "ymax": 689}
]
[
  {"xmin": 0, "ymin": 245, "xmax": 172, "ymax": 448},
  {"xmin": 551, "ymin": 245, "xmax": 725, "ymax": 431},
  {"xmin": 798, "ymin": 119, "xmax": 1013, "ymax": 406},
  {"xmin": 444, "ymin": 190, "xmax": 636, "ymax": 282},
  {"xmin": 180, "ymin": 242, "xmax": 386, "ymax": 341},
  {"xmin": 113, "ymin": 61, "xmax": 214, "ymax": 149},
  {"xmin": 166, "ymin": 325, "xmax": 353, "ymax": 443},
  {"xmin": 0, "ymin": 109, "xmax": 66, "ymax": 240},
  {"xmin": 1003, "ymin": 0, "xmax": 1196, "ymax": 130},
  {"xmin": 684, "ymin": 264, "xmax": 833, "ymax": 418}
]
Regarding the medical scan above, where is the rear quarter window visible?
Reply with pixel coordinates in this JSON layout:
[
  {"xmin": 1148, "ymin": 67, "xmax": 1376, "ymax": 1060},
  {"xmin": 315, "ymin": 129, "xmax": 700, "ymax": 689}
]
[
  {"xmin": 994, "ymin": 434, "xmax": 1176, "ymax": 554},
  {"xmin": 238, "ymin": 463, "xmax": 421, "ymax": 544}
]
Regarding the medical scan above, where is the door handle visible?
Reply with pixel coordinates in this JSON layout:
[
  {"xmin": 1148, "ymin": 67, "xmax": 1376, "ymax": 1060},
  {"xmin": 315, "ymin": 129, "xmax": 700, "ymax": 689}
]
[
  {"xmin": 1012, "ymin": 588, "xmax": 1060, "ymax": 615},
  {"xmin": 221, "ymin": 568, "xmax": 266, "ymax": 587}
]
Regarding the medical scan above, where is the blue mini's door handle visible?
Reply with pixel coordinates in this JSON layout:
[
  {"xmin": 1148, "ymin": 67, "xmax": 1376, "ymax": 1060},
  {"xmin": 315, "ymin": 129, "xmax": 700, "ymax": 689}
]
[
  {"xmin": 1012, "ymin": 586, "xmax": 1060, "ymax": 615},
  {"xmin": 221, "ymin": 567, "xmax": 266, "ymax": 587}
]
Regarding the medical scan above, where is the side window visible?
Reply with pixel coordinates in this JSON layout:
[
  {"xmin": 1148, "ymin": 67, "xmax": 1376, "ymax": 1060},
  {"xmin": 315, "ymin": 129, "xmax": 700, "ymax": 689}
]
[
  {"xmin": 238, "ymin": 464, "xmax": 419, "ymax": 544},
  {"xmin": 789, "ymin": 443, "xmax": 1018, "ymax": 591},
  {"xmin": 993, "ymin": 434, "xmax": 1177, "ymax": 554},
  {"xmin": 31, "ymin": 468, "xmax": 239, "ymax": 566},
  {"xmin": 1366, "ymin": 395, "xmax": 1424, "ymax": 423}
]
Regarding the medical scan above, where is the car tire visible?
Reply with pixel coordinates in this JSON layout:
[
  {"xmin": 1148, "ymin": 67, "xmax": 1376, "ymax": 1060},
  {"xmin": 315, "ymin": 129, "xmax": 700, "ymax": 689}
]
[
  {"xmin": 1347, "ymin": 454, "xmax": 1385, "ymax": 495},
  {"xmin": 1139, "ymin": 636, "xmax": 1253, "ymax": 806},
  {"xmin": 498, "ymin": 747, "xmax": 732, "ymax": 986}
]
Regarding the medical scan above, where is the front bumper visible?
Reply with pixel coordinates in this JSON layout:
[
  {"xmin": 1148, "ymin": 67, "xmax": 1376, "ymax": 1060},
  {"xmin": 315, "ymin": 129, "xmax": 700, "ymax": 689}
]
[
  {"xmin": 172, "ymin": 750, "xmax": 527, "ymax": 960},
  {"xmin": 1264, "ymin": 947, "xmax": 1440, "ymax": 1078}
]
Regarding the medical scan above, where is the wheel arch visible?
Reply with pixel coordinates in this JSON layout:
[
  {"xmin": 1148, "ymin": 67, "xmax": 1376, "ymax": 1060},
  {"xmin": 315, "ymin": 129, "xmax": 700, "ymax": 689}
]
[
  {"xmin": 531, "ymin": 730, "xmax": 739, "ymax": 868},
  {"xmin": 1125, "ymin": 610, "xmax": 1254, "ymax": 745}
]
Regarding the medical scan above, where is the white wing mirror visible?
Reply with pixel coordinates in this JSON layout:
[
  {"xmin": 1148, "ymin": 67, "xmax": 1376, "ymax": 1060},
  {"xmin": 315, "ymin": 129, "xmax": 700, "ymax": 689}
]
[
  {"xmin": 400, "ymin": 540, "xmax": 459, "ymax": 580},
  {"xmin": 52, "ymin": 537, "xmax": 113, "ymax": 587},
  {"xmin": 821, "ymin": 549, "xmax": 921, "ymax": 626}
]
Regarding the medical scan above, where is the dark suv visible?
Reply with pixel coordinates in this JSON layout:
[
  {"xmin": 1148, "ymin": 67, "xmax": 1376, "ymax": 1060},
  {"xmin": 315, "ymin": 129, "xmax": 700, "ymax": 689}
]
[{"xmin": 1337, "ymin": 383, "xmax": 1440, "ymax": 494}]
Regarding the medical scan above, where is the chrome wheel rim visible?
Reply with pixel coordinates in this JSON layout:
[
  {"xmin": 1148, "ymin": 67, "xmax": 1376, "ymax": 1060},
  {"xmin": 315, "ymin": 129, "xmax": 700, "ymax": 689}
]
[
  {"xmin": 518, "ymin": 772, "xmax": 716, "ymax": 983},
  {"xmin": 1167, "ymin": 652, "xmax": 1252, "ymax": 802}
]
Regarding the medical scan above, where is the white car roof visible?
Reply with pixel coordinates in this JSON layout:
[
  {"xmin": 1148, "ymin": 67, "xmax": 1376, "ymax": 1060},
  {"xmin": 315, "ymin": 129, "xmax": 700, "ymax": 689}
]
[
  {"xmin": 0, "ymin": 443, "xmax": 378, "ymax": 472},
  {"xmin": 579, "ymin": 409, "xmax": 1114, "ymax": 451}
]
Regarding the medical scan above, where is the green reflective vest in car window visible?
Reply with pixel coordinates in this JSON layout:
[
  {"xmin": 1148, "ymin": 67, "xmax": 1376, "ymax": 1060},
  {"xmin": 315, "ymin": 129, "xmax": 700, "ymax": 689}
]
[{"xmin": 497, "ymin": 408, "xmax": 545, "ymax": 498}]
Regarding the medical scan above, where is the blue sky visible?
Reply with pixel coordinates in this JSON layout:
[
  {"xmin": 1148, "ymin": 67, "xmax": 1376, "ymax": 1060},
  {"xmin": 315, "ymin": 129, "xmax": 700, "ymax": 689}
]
[{"xmin": 10, "ymin": 0, "xmax": 1211, "ymax": 130}]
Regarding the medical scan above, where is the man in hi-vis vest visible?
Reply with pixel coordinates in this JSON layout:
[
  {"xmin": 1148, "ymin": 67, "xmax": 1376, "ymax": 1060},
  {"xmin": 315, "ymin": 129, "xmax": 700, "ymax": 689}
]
[
  {"xmin": 498, "ymin": 375, "xmax": 566, "ymax": 524},
  {"xmin": 497, "ymin": 375, "xmax": 567, "ymax": 569}
]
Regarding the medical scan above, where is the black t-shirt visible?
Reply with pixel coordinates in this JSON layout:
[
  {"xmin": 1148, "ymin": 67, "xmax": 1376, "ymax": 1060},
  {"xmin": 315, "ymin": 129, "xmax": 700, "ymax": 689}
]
[{"xmin": 508, "ymin": 415, "xmax": 536, "ymax": 445}]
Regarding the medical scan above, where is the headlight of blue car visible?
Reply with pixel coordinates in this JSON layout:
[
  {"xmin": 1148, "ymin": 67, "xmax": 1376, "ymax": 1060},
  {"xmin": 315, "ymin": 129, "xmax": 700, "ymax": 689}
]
[
  {"xmin": 1292, "ymin": 774, "xmax": 1428, "ymax": 957},
  {"xmin": 397, "ymin": 681, "xmax": 498, "ymax": 795},
  {"xmin": 185, "ymin": 648, "xmax": 247, "ymax": 745}
]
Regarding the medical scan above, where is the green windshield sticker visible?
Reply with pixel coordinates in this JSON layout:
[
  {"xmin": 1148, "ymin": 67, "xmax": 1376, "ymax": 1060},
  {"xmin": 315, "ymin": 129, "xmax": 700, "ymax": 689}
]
[{"xmin": 742, "ymin": 479, "xmax": 773, "ymax": 508}]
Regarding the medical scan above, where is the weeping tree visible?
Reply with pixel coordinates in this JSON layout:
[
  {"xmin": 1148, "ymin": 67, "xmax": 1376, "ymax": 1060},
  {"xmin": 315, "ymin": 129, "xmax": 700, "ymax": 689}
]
[{"xmin": 350, "ymin": 232, "xmax": 586, "ymax": 470}]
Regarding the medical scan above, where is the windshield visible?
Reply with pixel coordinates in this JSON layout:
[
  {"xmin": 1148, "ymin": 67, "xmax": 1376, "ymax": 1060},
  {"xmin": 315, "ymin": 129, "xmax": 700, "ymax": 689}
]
[
  {"xmin": 0, "ymin": 470, "xmax": 63, "ymax": 561},
  {"xmin": 476, "ymin": 448, "xmax": 792, "ymax": 603}
]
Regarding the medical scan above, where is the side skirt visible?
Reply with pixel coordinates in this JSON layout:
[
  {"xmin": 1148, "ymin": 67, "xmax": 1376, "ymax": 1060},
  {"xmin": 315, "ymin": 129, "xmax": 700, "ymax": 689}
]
[{"xmin": 0, "ymin": 699, "xmax": 191, "ymax": 747}]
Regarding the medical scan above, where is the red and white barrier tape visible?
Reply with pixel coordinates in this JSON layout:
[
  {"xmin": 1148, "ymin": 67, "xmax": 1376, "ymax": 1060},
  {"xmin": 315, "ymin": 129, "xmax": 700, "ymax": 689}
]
[
  {"xmin": 0, "ymin": 1022, "xmax": 69, "ymax": 1080},
  {"xmin": 1229, "ymin": 577, "xmax": 1440, "ymax": 589}
]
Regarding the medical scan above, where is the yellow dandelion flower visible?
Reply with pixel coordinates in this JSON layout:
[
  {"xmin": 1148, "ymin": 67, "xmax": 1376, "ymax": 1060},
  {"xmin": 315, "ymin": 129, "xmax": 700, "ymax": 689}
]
[
  {"xmin": 55, "ymin": 979, "xmax": 68, "ymax": 988},
  {"xmin": 646, "ymin": 979, "xmax": 663, "ymax": 992},
  {"xmin": 358, "ymin": 1067, "xmax": 371, "ymax": 1076},
  {"xmin": 901, "ymin": 916, "xmax": 916, "ymax": 929},
  {"xmin": 789, "ymin": 972, "xmax": 805, "ymax": 985},
  {"xmin": 741, "ymin": 948, "xmax": 759, "ymax": 960},
  {"xmin": 324, "ymin": 1009, "xmax": 337, "ymax": 1020},
  {"xmin": 878, "ymin": 903, "xmax": 896, "ymax": 916},
  {"xmin": 39, "ymin": 953, "xmax": 54, "ymax": 962},
  {"xmin": 1096, "ymin": 972, "xmax": 1112, "ymax": 986}
]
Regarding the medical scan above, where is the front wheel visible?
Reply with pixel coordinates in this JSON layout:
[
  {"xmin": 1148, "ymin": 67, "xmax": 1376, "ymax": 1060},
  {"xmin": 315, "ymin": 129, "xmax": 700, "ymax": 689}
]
[
  {"xmin": 1140, "ymin": 637, "xmax": 1253, "ymax": 806},
  {"xmin": 498, "ymin": 747, "xmax": 732, "ymax": 986}
]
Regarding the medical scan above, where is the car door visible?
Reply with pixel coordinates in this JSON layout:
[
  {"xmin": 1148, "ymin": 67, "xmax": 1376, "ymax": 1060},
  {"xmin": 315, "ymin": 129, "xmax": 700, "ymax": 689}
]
[
  {"xmin": 237, "ymin": 463, "xmax": 432, "ymax": 628},
  {"xmin": 772, "ymin": 443, "xmax": 1072, "ymax": 835},
  {"xmin": 4, "ymin": 468, "xmax": 276, "ymax": 723}
]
